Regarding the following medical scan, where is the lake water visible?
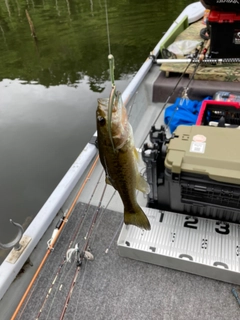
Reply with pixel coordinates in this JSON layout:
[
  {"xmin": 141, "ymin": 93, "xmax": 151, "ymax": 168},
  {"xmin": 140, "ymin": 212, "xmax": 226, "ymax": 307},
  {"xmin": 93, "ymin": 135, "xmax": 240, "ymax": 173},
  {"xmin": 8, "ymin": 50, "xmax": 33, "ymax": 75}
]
[{"xmin": 0, "ymin": 0, "xmax": 192, "ymax": 263}]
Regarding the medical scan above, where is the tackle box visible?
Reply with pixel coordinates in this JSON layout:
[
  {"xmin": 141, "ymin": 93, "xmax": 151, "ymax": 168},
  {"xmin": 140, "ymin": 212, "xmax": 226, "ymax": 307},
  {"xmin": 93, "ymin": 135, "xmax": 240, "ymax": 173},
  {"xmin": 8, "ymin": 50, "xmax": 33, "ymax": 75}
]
[
  {"xmin": 208, "ymin": 11, "xmax": 240, "ymax": 58},
  {"xmin": 142, "ymin": 125, "xmax": 240, "ymax": 223},
  {"xmin": 196, "ymin": 100, "xmax": 240, "ymax": 126}
]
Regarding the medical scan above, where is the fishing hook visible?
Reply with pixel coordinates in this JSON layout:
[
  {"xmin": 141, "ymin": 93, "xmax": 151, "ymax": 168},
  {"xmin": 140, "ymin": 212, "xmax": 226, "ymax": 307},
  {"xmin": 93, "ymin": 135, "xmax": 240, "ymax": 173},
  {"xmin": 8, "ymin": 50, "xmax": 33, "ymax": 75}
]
[{"xmin": 108, "ymin": 53, "xmax": 115, "ymax": 87}]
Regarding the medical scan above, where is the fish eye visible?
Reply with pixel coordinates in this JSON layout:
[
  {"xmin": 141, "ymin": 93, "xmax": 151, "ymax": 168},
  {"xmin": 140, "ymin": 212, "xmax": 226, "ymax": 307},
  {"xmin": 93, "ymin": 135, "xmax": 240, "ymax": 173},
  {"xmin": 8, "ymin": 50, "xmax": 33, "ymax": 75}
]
[{"xmin": 97, "ymin": 116, "xmax": 106, "ymax": 125}]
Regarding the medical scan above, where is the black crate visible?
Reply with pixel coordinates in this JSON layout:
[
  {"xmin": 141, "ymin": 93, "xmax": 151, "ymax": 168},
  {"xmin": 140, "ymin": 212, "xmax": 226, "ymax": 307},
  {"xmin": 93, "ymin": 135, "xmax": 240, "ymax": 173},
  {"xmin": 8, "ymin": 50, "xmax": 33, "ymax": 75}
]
[
  {"xmin": 201, "ymin": 0, "xmax": 240, "ymax": 12},
  {"xmin": 208, "ymin": 11, "xmax": 240, "ymax": 58}
]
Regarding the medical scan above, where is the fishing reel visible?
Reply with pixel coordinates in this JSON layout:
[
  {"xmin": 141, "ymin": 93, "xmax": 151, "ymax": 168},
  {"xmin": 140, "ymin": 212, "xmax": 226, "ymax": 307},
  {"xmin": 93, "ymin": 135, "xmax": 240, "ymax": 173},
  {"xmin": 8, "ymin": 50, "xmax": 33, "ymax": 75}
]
[{"xmin": 142, "ymin": 125, "xmax": 169, "ymax": 206}]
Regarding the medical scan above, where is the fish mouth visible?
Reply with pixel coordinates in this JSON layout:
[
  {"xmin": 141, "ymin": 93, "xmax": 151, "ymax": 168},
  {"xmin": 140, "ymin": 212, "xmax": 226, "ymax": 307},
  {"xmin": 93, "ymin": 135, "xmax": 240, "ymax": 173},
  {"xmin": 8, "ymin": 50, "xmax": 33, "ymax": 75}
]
[
  {"xmin": 97, "ymin": 98, "xmax": 110, "ymax": 121},
  {"xmin": 97, "ymin": 98, "xmax": 108, "ymax": 111}
]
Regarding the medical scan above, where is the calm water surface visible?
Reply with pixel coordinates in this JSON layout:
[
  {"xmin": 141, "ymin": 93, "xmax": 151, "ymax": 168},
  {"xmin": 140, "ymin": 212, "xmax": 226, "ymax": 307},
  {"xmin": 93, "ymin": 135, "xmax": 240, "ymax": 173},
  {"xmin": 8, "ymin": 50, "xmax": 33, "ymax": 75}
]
[{"xmin": 0, "ymin": 0, "xmax": 192, "ymax": 262}]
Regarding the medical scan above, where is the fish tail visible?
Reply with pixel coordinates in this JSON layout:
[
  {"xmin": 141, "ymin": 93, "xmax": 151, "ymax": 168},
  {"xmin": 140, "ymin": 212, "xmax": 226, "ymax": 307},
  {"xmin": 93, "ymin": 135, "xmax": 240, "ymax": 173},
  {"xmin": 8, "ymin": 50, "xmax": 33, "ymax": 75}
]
[{"xmin": 124, "ymin": 205, "xmax": 151, "ymax": 231}]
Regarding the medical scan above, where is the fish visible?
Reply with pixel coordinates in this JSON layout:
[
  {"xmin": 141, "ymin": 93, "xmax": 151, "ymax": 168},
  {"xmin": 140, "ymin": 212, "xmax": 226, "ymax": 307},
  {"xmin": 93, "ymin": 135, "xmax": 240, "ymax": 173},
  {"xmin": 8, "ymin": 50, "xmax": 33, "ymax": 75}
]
[{"xmin": 96, "ymin": 91, "xmax": 151, "ymax": 230}]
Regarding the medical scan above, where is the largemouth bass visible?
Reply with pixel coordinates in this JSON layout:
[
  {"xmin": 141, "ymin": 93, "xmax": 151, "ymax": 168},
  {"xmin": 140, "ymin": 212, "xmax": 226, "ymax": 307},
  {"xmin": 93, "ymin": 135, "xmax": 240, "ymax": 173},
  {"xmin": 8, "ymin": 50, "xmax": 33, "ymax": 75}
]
[{"xmin": 96, "ymin": 93, "xmax": 151, "ymax": 230}]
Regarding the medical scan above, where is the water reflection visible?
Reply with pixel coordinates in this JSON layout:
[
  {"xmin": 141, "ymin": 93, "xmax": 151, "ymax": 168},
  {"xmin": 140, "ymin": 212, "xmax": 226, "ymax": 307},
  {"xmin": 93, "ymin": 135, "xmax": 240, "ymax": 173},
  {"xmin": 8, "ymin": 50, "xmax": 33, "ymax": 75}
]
[{"xmin": 0, "ymin": 0, "xmax": 192, "ymax": 89}]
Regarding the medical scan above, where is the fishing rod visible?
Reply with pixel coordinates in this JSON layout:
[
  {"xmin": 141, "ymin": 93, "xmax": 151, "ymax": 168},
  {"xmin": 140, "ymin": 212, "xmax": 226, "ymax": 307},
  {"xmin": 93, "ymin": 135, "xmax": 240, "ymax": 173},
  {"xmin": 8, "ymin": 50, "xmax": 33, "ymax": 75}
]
[
  {"xmin": 35, "ymin": 212, "xmax": 89, "ymax": 320},
  {"xmin": 140, "ymin": 39, "xmax": 212, "ymax": 144},
  {"xmin": 164, "ymin": 40, "xmax": 211, "ymax": 131},
  {"xmin": 35, "ymin": 169, "xmax": 106, "ymax": 320},
  {"xmin": 11, "ymin": 155, "xmax": 100, "ymax": 320},
  {"xmin": 139, "ymin": 57, "xmax": 194, "ymax": 148},
  {"xmin": 59, "ymin": 183, "xmax": 108, "ymax": 320},
  {"xmin": 156, "ymin": 57, "xmax": 240, "ymax": 64},
  {"xmin": 156, "ymin": 39, "xmax": 240, "ymax": 65},
  {"xmin": 164, "ymin": 62, "xmax": 202, "ymax": 132}
]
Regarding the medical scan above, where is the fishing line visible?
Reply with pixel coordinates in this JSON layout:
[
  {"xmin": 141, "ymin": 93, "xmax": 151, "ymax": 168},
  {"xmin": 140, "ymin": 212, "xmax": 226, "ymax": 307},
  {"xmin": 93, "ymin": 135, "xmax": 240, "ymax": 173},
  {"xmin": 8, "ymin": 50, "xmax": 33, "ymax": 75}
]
[
  {"xmin": 82, "ymin": 184, "xmax": 108, "ymax": 252},
  {"xmin": 127, "ymin": 91, "xmax": 138, "ymax": 120},
  {"xmin": 140, "ymin": 39, "xmax": 206, "ymax": 148},
  {"xmin": 163, "ymin": 41, "xmax": 207, "ymax": 132},
  {"xmin": 105, "ymin": 218, "xmax": 123, "ymax": 254},
  {"xmin": 88, "ymin": 189, "xmax": 117, "ymax": 250},
  {"xmin": 104, "ymin": 0, "xmax": 111, "ymax": 55},
  {"xmin": 165, "ymin": 58, "xmax": 203, "ymax": 132},
  {"xmin": 104, "ymin": 2, "xmax": 118, "ymax": 152},
  {"xmin": 139, "ymin": 59, "xmax": 193, "ymax": 148},
  {"xmin": 153, "ymin": 60, "xmax": 193, "ymax": 128},
  {"xmin": 17, "ymin": 276, "xmax": 41, "ymax": 320},
  {"xmin": 44, "ymin": 253, "xmax": 77, "ymax": 320},
  {"xmin": 45, "ymin": 265, "xmax": 76, "ymax": 320},
  {"xmin": 77, "ymin": 169, "xmax": 104, "ymax": 241},
  {"xmin": 37, "ymin": 260, "xmax": 68, "ymax": 320}
]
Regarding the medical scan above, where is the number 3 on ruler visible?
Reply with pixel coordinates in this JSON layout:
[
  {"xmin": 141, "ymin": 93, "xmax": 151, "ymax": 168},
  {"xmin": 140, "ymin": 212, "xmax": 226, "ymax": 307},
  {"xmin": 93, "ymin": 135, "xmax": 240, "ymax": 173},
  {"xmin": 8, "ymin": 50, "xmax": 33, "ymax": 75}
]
[{"xmin": 215, "ymin": 221, "xmax": 230, "ymax": 235}]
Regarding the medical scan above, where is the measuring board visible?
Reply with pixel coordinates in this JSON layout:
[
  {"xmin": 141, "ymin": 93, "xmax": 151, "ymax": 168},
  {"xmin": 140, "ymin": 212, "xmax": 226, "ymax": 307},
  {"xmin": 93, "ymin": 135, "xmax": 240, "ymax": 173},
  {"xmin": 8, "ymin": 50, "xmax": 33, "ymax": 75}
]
[{"xmin": 117, "ymin": 208, "xmax": 240, "ymax": 284}]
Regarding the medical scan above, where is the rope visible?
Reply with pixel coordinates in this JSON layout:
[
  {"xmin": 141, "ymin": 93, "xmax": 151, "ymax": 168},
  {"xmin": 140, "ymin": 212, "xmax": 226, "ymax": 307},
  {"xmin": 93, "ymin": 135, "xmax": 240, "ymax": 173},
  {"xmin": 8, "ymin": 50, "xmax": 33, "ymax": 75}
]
[{"xmin": 66, "ymin": 244, "xmax": 79, "ymax": 263}]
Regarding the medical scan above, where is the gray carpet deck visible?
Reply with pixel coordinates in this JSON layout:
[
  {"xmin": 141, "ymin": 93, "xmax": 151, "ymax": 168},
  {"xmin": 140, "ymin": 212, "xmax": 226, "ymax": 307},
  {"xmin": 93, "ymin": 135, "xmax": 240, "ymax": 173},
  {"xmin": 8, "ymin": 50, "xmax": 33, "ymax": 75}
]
[{"xmin": 16, "ymin": 202, "xmax": 240, "ymax": 320}]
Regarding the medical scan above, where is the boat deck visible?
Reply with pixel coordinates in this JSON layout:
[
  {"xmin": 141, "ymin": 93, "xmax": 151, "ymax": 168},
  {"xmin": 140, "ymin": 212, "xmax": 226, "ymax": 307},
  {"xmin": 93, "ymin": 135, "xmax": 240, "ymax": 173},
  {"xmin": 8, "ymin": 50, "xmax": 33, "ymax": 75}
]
[{"xmin": 13, "ymin": 201, "xmax": 240, "ymax": 320}]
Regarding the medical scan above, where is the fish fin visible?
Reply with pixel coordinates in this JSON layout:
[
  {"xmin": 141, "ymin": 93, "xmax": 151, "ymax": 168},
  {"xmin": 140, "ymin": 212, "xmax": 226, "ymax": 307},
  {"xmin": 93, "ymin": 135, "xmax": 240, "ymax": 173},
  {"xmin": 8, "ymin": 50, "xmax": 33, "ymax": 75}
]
[
  {"xmin": 133, "ymin": 148, "xmax": 141, "ymax": 165},
  {"xmin": 103, "ymin": 157, "xmax": 114, "ymax": 187},
  {"xmin": 124, "ymin": 205, "xmax": 151, "ymax": 231},
  {"xmin": 106, "ymin": 175, "xmax": 117, "ymax": 189},
  {"xmin": 106, "ymin": 176, "xmax": 112, "ymax": 186},
  {"xmin": 136, "ymin": 174, "xmax": 150, "ymax": 194}
]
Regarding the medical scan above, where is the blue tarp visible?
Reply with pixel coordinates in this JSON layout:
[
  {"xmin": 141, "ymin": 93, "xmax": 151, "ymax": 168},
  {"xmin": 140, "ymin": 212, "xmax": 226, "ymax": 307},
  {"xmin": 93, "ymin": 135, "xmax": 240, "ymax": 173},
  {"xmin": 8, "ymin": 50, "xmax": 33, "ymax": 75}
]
[{"xmin": 164, "ymin": 97, "xmax": 211, "ymax": 133}]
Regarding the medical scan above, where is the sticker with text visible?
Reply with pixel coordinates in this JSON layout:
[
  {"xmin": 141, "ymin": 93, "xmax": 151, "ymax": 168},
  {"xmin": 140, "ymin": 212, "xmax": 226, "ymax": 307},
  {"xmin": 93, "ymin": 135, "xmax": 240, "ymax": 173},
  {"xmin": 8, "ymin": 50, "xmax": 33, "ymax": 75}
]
[{"xmin": 190, "ymin": 141, "xmax": 206, "ymax": 153}]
